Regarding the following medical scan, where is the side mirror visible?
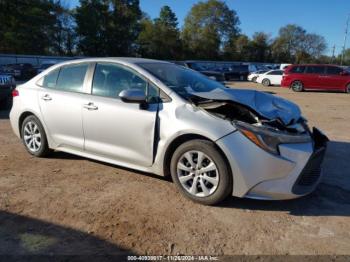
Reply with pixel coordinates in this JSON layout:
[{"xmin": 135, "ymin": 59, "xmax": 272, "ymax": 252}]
[
  {"xmin": 119, "ymin": 89, "xmax": 147, "ymax": 103},
  {"xmin": 340, "ymin": 71, "xmax": 349, "ymax": 76}
]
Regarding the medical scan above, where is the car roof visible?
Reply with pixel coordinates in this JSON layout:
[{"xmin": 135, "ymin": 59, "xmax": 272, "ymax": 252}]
[
  {"xmin": 291, "ymin": 64, "xmax": 340, "ymax": 67},
  {"xmin": 55, "ymin": 57, "xmax": 170, "ymax": 66}
]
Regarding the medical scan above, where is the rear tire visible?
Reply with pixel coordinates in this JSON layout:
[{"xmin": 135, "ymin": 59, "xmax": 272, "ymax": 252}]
[
  {"xmin": 21, "ymin": 115, "xmax": 50, "ymax": 157},
  {"xmin": 252, "ymin": 76, "xmax": 257, "ymax": 83},
  {"xmin": 291, "ymin": 80, "xmax": 304, "ymax": 92},
  {"xmin": 170, "ymin": 139, "xmax": 232, "ymax": 205},
  {"xmin": 262, "ymin": 79, "xmax": 270, "ymax": 86}
]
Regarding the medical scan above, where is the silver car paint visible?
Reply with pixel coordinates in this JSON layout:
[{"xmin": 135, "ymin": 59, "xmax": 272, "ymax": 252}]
[{"xmin": 10, "ymin": 58, "xmax": 318, "ymax": 200}]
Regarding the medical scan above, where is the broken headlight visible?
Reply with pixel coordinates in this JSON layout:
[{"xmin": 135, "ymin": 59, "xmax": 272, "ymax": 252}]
[{"xmin": 235, "ymin": 121, "xmax": 312, "ymax": 155}]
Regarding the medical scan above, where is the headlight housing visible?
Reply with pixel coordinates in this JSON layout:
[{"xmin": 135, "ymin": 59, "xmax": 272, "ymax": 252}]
[{"xmin": 235, "ymin": 121, "xmax": 312, "ymax": 155}]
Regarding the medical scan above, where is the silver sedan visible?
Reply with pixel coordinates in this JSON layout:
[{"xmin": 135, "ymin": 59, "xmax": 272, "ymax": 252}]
[{"xmin": 9, "ymin": 58, "xmax": 328, "ymax": 205}]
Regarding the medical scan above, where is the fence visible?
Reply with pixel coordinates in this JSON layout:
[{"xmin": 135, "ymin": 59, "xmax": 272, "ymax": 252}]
[
  {"xmin": 0, "ymin": 54, "xmax": 80, "ymax": 66},
  {"xmin": 0, "ymin": 53, "xmax": 280, "ymax": 71}
]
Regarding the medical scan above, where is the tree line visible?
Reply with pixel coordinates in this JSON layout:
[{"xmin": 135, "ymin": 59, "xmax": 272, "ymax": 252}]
[{"xmin": 0, "ymin": 0, "xmax": 348, "ymax": 65}]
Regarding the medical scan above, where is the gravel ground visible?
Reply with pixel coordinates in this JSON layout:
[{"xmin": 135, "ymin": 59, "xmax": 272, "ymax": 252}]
[{"xmin": 0, "ymin": 82, "xmax": 349, "ymax": 256}]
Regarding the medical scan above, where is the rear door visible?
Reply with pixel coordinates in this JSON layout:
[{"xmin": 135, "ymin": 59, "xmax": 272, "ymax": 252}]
[
  {"xmin": 324, "ymin": 66, "xmax": 346, "ymax": 90},
  {"xmin": 38, "ymin": 63, "xmax": 90, "ymax": 150},
  {"xmin": 267, "ymin": 70, "xmax": 283, "ymax": 85}
]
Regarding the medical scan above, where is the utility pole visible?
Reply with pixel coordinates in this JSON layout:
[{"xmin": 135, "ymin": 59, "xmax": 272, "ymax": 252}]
[
  {"xmin": 341, "ymin": 13, "xmax": 350, "ymax": 65},
  {"xmin": 331, "ymin": 45, "xmax": 336, "ymax": 64}
]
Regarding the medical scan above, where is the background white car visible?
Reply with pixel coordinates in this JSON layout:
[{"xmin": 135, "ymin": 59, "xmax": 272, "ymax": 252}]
[
  {"xmin": 247, "ymin": 70, "xmax": 268, "ymax": 82},
  {"xmin": 256, "ymin": 70, "xmax": 283, "ymax": 86}
]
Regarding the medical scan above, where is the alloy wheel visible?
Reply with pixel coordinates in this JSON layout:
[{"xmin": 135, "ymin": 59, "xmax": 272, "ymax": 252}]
[
  {"xmin": 23, "ymin": 121, "xmax": 42, "ymax": 152},
  {"xmin": 262, "ymin": 79, "xmax": 270, "ymax": 86},
  {"xmin": 291, "ymin": 81, "xmax": 303, "ymax": 92},
  {"xmin": 176, "ymin": 150, "xmax": 219, "ymax": 198}
]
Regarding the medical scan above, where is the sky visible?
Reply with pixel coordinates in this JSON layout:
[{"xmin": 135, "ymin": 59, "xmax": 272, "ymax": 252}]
[{"xmin": 69, "ymin": 0, "xmax": 350, "ymax": 56}]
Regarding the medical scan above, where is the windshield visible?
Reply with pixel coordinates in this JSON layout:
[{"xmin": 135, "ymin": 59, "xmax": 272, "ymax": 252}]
[{"xmin": 138, "ymin": 62, "xmax": 225, "ymax": 99}]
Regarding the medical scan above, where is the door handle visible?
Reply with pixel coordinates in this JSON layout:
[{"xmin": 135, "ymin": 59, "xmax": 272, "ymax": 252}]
[
  {"xmin": 83, "ymin": 102, "xmax": 98, "ymax": 110},
  {"xmin": 41, "ymin": 94, "xmax": 52, "ymax": 101}
]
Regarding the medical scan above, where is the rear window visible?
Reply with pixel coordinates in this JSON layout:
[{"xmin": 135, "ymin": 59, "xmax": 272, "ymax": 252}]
[
  {"xmin": 305, "ymin": 66, "xmax": 325, "ymax": 74},
  {"xmin": 267, "ymin": 70, "xmax": 283, "ymax": 75},
  {"xmin": 55, "ymin": 63, "xmax": 88, "ymax": 93},
  {"xmin": 290, "ymin": 66, "xmax": 306, "ymax": 74},
  {"xmin": 42, "ymin": 69, "xmax": 60, "ymax": 88}
]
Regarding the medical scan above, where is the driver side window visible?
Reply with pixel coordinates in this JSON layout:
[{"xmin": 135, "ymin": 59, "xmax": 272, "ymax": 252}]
[{"xmin": 92, "ymin": 63, "xmax": 159, "ymax": 103}]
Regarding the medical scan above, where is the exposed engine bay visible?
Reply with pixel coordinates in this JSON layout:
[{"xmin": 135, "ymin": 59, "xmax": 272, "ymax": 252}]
[{"xmin": 190, "ymin": 96, "xmax": 310, "ymax": 135}]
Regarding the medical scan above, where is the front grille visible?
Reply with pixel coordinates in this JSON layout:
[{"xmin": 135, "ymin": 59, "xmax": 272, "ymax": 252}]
[
  {"xmin": 0, "ymin": 76, "xmax": 11, "ymax": 85},
  {"xmin": 292, "ymin": 147, "xmax": 326, "ymax": 194}
]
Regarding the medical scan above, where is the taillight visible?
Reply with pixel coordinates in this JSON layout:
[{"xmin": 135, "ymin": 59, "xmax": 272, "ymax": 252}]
[{"xmin": 12, "ymin": 89, "xmax": 19, "ymax": 97}]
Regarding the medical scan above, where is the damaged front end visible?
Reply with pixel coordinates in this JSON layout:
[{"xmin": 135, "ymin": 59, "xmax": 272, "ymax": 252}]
[{"xmin": 190, "ymin": 88, "xmax": 328, "ymax": 155}]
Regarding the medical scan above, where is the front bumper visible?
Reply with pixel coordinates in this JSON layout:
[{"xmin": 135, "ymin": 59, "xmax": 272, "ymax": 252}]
[
  {"xmin": 216, "ymin": 127, "xmax": 328, "ymax": 200},
  {"xmin": 281, "ymin": 79, "xmax": 291, "ymax": 88}
]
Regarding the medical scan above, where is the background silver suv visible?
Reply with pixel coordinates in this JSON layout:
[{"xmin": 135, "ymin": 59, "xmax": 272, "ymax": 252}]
[{"xmin": 10, "ymin": 58, "xmax": 328, "ymax": 205}]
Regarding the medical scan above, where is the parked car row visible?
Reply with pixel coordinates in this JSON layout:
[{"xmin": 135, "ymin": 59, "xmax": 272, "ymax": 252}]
[
  {"xmin": 1, "ymin": 63, "xmax": 37, "ymax": 80},
  {"xmin": 0, "ymin": 62, "xmax": 57, "ymax": 81},
  {"xmin": 282, "ymin": 64, "xmax": 350, "ymax": 93},
  {"xmin": 248, "ymin": 64, "xmax": 350, "ymax": 93},
  {"xmin": 0, "ymin": 72, "xmax": 16, "ymax": 109},
  {"xmin": 174, "ymin": 61, "xmax": 250, "ymax": 82}
]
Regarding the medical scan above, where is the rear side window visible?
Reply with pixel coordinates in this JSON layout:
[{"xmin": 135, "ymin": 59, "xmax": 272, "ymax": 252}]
[
  {"xmin": 267, "ymin": 70, "xmax": 283, "ymax": 75},
  {"xmin": 290, "ymin": 66, "xmax": 305, "ymax": 74},
  {"xmin": 305, "ymin": 66, "xmax": 325, "ymax": 74},
  {"xmin": 326, "ymin": 66, "xmax": 343, "ymax": 75},
  {"xmin": 42, "ymin": 69, "xmax": 60, "ymax": 88},
  {"xmin": 55, "ymin": 64, "xmax": 88, "ymax": 93}
]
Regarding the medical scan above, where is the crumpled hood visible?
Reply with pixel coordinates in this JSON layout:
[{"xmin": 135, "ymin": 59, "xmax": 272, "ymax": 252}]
[{"xmin": 191, "ymin": 88, "xmax": 302, "ymax": 125}]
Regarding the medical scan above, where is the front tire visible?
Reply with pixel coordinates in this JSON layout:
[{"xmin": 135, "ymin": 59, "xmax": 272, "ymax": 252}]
[
  {"xmin": 252, "ymin": 76, "xmax": 257, "ymax": 83},
  {"xmin": 170, "ymin": 139, "xmax": 232, "ymax": 205},
  {"xmin": 21, "ymin": 115, "xmax": 50, "ymax": 157},
  {"xmin": 262, "ymin": 79, "xmax": 270, "ymax": 86}
]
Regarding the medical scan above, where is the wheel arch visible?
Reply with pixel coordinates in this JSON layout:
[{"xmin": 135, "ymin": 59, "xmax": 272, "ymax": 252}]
[
  {"xmin": 162, "ymin": 133, "xmax": 233, "ymax": 184},
  {"xmin": 345, "ymin": 82, "xmax": 350, "ymax": 92},
  {"xmin": 18, "ymin": 111, "xmax": 42, "ymax": 138}
]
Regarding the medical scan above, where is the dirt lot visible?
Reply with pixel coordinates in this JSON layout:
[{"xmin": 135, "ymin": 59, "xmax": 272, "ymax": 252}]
[{"xmin": 0, "ymin": 82, "xmax": 349, "ymax": 256}]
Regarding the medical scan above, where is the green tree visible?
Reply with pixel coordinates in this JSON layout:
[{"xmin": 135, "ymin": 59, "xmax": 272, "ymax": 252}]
[
  {"xmin": 75, "ymin": 0, "xmax": 141, "ymax": 56},
  {"xmin": 50, "ymin": 2, "xmax": 76, "ymax": 56},
  {"xmin": 137, "ymin": 6, "xmax": 182, "ymax": 59},
  {"xmin": 271, "ymin": 24, "xmax": 327, "ymax": 63},
  {"xmin": 105, "ymin": 0, "xmax": 142, "ymax": 56},
  {"xmin": 248, "ymin": 32, "xmax": 272, "ymax": 62},
  {"xmin": 182, "ymin": 0, "xmax": 240, "ymax": 59},
  {"xmin": 0, "ymin": 0, "xmax": 59, "ymax": 55},
  {"xmin": 338, "ymin": 48, "xmax": 350, "ymax": 65},
  {"xmin": 223, "ymin": 34, "xmax": 250, "ymax": 60},
  {"xmin": 74, "ymin": 0, "xmax": 109, "ymax": 56}
]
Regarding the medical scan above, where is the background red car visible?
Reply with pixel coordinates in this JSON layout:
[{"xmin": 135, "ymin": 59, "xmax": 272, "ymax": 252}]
[{"xmin": 281, "ymin": 64, "xmax": 350, "ymax": 93}]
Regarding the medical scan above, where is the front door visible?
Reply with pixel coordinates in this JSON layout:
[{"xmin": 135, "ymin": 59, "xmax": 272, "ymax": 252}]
[{"xmin": 82, "ymin": 62, "xmax": 159, "ymax": 167}]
